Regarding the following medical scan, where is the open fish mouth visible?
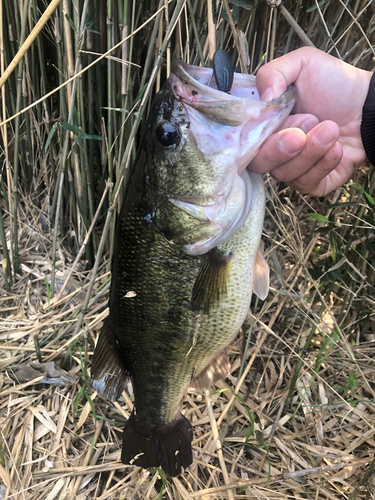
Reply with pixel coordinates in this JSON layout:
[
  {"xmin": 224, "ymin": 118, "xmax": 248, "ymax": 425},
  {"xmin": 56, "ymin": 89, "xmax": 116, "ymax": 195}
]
[
  {"xmin": 164, "ymin": 60, "xmax": 297, "ymax": 255},
  {"xmin": 170, "ymin": 59, "xmax": 297, "ymax": 127}
]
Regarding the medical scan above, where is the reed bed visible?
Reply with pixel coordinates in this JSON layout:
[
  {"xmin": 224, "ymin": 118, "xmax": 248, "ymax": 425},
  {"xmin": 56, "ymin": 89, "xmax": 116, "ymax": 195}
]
[{"xmin": 0, "ymin": 0, "xmax": 375, "ymax": 498}]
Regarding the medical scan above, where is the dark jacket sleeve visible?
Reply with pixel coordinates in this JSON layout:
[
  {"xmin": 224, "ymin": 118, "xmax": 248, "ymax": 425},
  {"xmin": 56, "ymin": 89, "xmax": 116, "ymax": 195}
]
[{"xmin": 361, "ymin": 72, "xmax": 375, "ymax": 167}]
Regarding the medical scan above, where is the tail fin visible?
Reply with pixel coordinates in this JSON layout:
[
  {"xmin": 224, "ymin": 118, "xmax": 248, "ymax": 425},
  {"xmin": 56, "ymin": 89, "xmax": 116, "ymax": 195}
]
[{"xmin": 121, "ymin": 411, "xmax": 193, "ymax": 476}]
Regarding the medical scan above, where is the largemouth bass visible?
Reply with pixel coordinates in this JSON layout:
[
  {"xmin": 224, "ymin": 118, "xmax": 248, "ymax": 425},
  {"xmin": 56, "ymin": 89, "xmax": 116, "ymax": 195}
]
[{"xmin": 91, "ymin": 60, "xmax": 297, "ymax": 476}]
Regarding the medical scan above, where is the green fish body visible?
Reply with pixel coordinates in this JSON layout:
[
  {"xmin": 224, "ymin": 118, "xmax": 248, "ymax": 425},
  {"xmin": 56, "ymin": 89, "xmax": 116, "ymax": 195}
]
[{"xmin": 91, "ymin": 61, "xmax": 297, "ymax": 476}]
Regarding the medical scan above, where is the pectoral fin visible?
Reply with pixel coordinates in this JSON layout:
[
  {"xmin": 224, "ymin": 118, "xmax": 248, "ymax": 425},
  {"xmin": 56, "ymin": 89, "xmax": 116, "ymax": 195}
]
[
  {"xmin": 191, "ymin": 249, "xmax": 232, "ymax": 313},
  {"xmin": 91, "ymin": 319, "xmax": 129, "ymax": 402},
  {"xmin": 252, "ymin": 248, "xmax": 270, "ymax": 300}
]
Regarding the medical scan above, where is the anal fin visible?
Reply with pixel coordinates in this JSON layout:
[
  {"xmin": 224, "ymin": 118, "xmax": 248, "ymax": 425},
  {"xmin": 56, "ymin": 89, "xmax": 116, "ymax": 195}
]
[
  {"xmin": 91, "ymin": 319, "xmax": 128, "ymax": 402},
  {"xmin": 190, "ymin": 350, "xmax": 231, "ymax": 390},
  {"xmin": 192, "ymin": 248, "xmax": 232, "ymax": 313}
]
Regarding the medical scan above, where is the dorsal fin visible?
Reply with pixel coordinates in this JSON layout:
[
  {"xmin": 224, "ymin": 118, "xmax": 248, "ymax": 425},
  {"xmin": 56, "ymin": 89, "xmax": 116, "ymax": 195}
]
[
  {"xmin": 191, "ymin": 249, "xmax": 232, "ymax": 314},
  {"xmin": 253, "ymin": 248, "xmax": 270, "ymax": 300}
]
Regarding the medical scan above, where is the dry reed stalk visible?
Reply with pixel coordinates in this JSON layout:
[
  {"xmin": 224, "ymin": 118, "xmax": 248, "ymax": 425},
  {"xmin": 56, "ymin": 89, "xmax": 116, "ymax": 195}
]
[
  {"xmin": 0, "ymin": 5, "xmax": 167, "ymax": 130},
  {"xmin": 0, "ymin": 0, "xmax": 63, "ymax": 90}
]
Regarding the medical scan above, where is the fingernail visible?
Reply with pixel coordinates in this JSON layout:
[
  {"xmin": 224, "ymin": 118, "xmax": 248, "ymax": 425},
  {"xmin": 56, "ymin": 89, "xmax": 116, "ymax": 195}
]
[
  {"xmin": 324, "ymin": 145, "xmax": 338, "ymax": 162},
  {"xmin": 314, "ymin": 124, "xmax": 337, "ymax": 146},
  {"xmin": 279, "ymin": 130, "xmax": 304, "ymax": 155},
  {"xmin": 301, "ymin": 117, "xmax": 318, "ymax": 134},
  {"xmin": 261, "ymin": 88, "xmax": 274, "ymax": 101},
  {"xmin": 271, "ymin": 167, "xmax": 284, "ymax": 181}
]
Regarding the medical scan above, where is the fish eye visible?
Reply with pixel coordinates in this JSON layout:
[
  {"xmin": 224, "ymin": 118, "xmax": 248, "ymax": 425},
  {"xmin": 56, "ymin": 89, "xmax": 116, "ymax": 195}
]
[{"xmin": 154, "ymin": 122, "xmax": 180, "ymax": 148}]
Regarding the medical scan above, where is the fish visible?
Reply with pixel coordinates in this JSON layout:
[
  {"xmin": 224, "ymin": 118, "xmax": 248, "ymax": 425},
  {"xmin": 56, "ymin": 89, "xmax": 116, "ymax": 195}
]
[{"xmin": 91, "ymin": 59, "xmax": 297, "ymax": 477}]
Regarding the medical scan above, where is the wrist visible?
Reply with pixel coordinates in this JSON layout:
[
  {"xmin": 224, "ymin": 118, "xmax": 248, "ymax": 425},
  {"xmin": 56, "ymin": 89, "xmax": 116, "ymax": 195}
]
[{"xmin": 361, "ymin": 72, "xmax": 375, "ymax": 167}]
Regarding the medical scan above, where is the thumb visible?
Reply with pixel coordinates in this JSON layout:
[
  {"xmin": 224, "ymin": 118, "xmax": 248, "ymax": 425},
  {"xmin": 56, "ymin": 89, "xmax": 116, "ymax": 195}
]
[
  {"xmin": 256, "ymin": 49, "xmax": 309, "ymax": 101},
  {"xmin": 256, "ymin": 68, "xmax": 289, "ymax": 102}
]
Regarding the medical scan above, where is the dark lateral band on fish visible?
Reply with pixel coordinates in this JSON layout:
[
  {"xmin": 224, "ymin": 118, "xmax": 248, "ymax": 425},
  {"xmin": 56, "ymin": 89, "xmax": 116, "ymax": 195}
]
[{"xmin": 91, "ymin": 58, "xmax": 297, "ymax": 477}]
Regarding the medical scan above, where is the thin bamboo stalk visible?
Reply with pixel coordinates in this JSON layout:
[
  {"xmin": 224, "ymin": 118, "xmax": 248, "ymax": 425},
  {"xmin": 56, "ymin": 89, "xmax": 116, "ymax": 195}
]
[
  {"xmin": 138, "ymin": 0, "xmax": 164, "ymax": 112},
  {"xmin": 51, "ymin": 0, "xmax": 90, "ymax": 297},
  {"xmin": 54, "ymin": 183, "xmax": 110, "ymax": 303},
  {"xmin": 0, "ymin": 207, "xmax": 12, "ymax": 292},
  {"xmin": 117, "ymin": 0, "xmax": 136, "ymax": 171},
  {"xmin": 12, "ymin": 0, "xmax": 31, "ymax": 275},
  {"xmin": 186, "ymin": 0, "xmax": 205, "ymax": 66},
  {"xmin": 85, "ymin": 3, "xmax": 98, "ymax": 257},
  {"xmin": 0, "ymin": 0, "xmax": 63, "ymax": 91},
  {"xmin": 106, "ymin": 0, "xmax": 116, "ymax": 258},
  {"xmin": 0, "ymin": 5, "xmax": 167, "ymax": 129},
  {"xmin": 0, "ymin": 0, "xmax": 14, "ymax": 279},
  {"xmin": 279, "ymin": 3, "xmax": 315, "ymax": 48},
  {"xmin": 70, "ymin": 0, "xmax": 188, "ymax": 340}
]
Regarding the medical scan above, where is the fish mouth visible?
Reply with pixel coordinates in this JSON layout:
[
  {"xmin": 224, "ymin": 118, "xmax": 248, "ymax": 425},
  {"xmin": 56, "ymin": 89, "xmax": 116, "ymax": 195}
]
[
  {"xmin": 169, "ymin": 59, "xmax": 297, "ymax": 127},
  {"xmin": 162, "ymin": 61, "xmax": 297, "ymax": 255},
  {"xmin": 169, "ymin": 169, "xmax": 253, "ymax": 255}
]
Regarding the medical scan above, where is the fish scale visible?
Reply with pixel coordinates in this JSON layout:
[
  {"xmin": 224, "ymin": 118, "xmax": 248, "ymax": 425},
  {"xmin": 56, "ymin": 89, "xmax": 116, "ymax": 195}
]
[
  {"xmin": 91, "ymin": 59, "xmax": 297, "ymax": 476},
  {"xmin": 106, "ymin": 167, "xmax": 263, "ymax": 423}
]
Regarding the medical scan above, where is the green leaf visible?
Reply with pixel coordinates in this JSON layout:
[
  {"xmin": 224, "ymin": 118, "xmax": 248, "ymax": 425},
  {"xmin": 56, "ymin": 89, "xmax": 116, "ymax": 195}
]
[
  {"xmin": 73, "ymin": 107, "xmax": 79, "ymax": 128},
  {"xmin": 74, "ymin": 383, "xmax": 86, "ymax": 416},
  {"xmin": 268, "ymin": 287, "xmax": 301, "ymax": 298},
  {"xmin": 316, "ymin": 226, "xmax": 331, "ymax": 234},
  {"xmin": 364, "ymin": 191, "xmax": 375, "ymax": 205},
  {"xmin": 349, "ymin": 184, "xmax": 375, "ymax": 205},
  {"xmin": 329, "ymin": 230, "xmax": 338, "ymax": 262},
  {"xmin": 221, "ymin": 4, "xmax": 240, "ymax": 24},
  {"xmin": 326, "ymin": 256, "xmax": 346, "ymax": 273},
  {"xmin": 306, "ymin": 0, "xmax": 329, "ymax": 12},
  {"xmin": 101, "ymin": 107, "xmax": 128, "ymax": 113},
  {"xmin": 44, "ymin": 123, "xmax": 58, "ymax": 152},
  {"xmin": 45, "ymin": 276, "xmax": 51, "ymax": 309},
  {"xmin": 307, "ymin": 213, "xmax": 330, "ymax": 223},
  {"xmin": 229, "ymin": 0, "xmax": 252, "ymax": 8},
  {"xmin": 324, "ymin": 201, "xmax": 358, "ymax": 209},
  {"xmin": 79, "ymin": 134, "xmax": 104, "ymax": 140},
  {"xmin": 61, "ymin": 121, "xmax": 82, "ymax": 135},
  {"xmin": 64, "ymin": 13, "xmax": 76, "ymax": 31},
  {"xmin": 349, "ymin": 184, "xmax": 363, "ymax": 192},
  {"xmin": 213, "ymin": 388, "xmax": 255, "ymax": 441}
]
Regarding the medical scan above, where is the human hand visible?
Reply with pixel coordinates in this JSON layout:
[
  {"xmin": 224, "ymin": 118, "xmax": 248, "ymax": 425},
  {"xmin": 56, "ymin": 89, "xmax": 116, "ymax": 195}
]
[{"xmin": 250, "ymin": 47, "xmax": 373, "ymax": 196}]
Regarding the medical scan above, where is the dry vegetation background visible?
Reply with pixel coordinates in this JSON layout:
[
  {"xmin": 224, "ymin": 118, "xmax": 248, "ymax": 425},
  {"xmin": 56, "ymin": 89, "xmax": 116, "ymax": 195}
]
[{"xmin": 0, "ymin": 0, "xmax": 375, "ymax": 499}]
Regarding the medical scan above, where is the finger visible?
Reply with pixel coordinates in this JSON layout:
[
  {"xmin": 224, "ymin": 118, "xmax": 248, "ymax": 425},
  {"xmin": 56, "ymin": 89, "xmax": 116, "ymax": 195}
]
[
  {"xmin": 250, "ymin": 115, "xmax": 319, "ymax": 174},
  {"xmin": 250, "ymin": 129, "xmax": 305, "ymax": 174},
  {"xmin": 290, "ymin": 142, "xmax": 343, "ymax": 195},
  {"xmin": 278, "ymin": 114, "xmax": 319, "ymax": 133},
  {"xmin": 270, "ymin": 121, "xmax": 340, "ymax": 182},
  {"xmin": 256, "ymin": 47, "xmax": 314, "ymax": 101}
]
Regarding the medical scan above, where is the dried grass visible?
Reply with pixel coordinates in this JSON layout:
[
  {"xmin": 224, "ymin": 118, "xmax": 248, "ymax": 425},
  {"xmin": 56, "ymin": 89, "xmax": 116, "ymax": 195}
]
[{"xmin": 1, "ymin": 0, "xmax": 375, "ymax": 499}]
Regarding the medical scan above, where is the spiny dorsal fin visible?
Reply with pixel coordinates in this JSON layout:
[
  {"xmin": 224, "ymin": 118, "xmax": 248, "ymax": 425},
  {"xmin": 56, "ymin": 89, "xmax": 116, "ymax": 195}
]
[
  {"xmin": 91, "ymin": 319, "xmax": 129, "ymax": 402},
  {"xmin": 191, "ymin": 249, "xmax": 232, "ymax": 314},
  {"xmin": 253, "ymin": 248, "xmax": 270, "ymax": 300},
  {"xmin": 190, "ymin": 350, "xmax": 231, "ymax": 390}
]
